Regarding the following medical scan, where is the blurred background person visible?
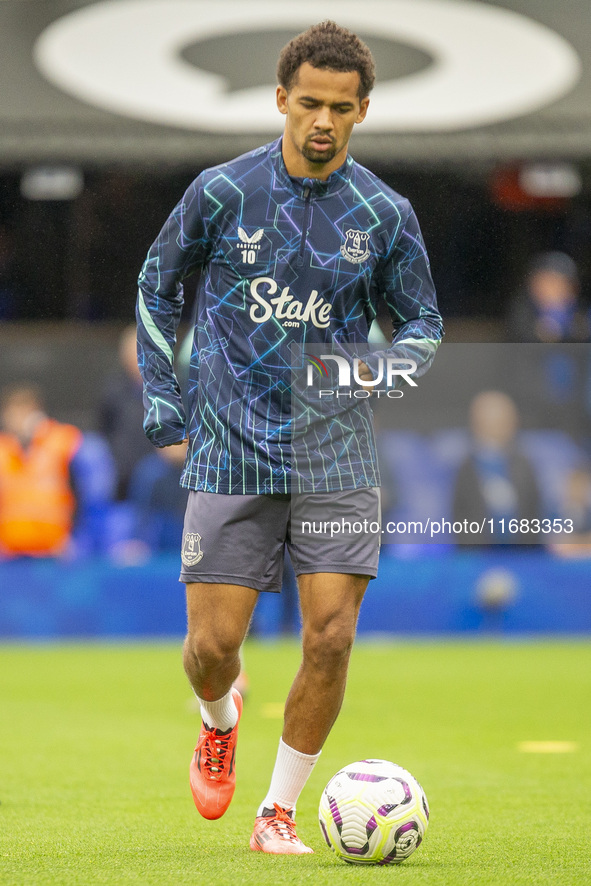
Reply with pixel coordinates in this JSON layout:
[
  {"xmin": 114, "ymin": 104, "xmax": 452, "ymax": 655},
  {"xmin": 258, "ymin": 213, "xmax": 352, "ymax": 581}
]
[
  {"xmin": 453, "ymin": 390, "xmax": 541, "ymax": 546},
  {"xmin": 0, "ymin": 384, "xmax": 82, "ymax": 559},
  {"xmin": 549, "ymin": 465, "xmax": 591, "ymax": 558},
  {"xmin": 507, "ymin": 251, "xmax": 589, "ymax": 343},
  {"xmin": 127, "ymin": 441, "xmax": 189, "ymax": 554},
  {"xmin": 98, "ymin": 324, "xmax": 153, "ymax": 500},
  {"xmin": 505, "ymin": 252, "xmax": 591, "ymax": 447}
]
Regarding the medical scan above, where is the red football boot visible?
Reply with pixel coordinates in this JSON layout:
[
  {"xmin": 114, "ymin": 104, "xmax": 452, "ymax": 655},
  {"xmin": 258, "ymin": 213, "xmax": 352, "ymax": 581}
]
[
  {"xmin": 250, "ymin": 804, "xmax": 313, "ymax": 854},
  {"xmin": 190, "ymin": 688, "xmax": 243, "ymax": 820}
]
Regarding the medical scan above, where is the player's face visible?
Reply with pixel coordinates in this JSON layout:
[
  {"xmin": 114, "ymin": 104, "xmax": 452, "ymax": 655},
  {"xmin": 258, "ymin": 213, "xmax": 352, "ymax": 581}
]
[{"xmin": 277, "ymin": 62, "xmax": 369, "ymax": 179}]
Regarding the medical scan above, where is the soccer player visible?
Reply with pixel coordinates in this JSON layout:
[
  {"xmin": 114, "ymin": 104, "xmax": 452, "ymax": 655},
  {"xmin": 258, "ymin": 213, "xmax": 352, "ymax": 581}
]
[{"xmin": 136, "ymin": 21, "xmax": 443, "ymax": 855}]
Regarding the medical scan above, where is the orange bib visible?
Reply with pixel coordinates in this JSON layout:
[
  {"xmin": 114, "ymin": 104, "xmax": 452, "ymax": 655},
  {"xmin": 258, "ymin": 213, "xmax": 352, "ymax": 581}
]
[{"xmin": 0, "ymin": 419, "xmax": 82, "ymax": 556}]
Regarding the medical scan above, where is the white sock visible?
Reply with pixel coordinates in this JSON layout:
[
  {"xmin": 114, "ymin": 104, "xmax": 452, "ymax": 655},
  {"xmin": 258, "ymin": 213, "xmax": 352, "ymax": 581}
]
[
  {"xmin": 197, "ymin": 689, "xmax": 238, "ymax": 732},
  {"xmin": 257, "ymin": 739, "xmax": 321, "ymax": 816}
]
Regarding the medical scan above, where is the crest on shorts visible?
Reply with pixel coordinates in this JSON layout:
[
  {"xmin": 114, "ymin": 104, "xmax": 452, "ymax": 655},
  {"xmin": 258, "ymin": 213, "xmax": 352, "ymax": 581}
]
[
  {"xmin": 182, "ymin": 532, "xmax": 203, "ymax": 567},
  {"xmin": 340, "ymin": 229, "xmax": 370, "ymax": 264}
]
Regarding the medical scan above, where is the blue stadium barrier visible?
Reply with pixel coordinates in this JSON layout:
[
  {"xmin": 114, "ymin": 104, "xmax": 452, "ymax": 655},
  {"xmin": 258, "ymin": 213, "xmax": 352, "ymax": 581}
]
[{"xmin": 0, "ymin": 550, "xmax": 589, "ymax": 638}]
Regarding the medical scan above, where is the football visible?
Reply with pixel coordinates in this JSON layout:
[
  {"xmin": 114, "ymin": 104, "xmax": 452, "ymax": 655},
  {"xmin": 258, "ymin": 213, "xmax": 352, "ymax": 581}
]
[{"xmin": 318, "ymin": 759, "xmax": 429, "ymax": 865}]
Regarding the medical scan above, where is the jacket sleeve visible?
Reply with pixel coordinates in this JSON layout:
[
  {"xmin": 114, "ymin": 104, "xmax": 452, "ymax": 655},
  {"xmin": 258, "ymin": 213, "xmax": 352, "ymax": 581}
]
[
  {"xmin": 136, "ymin": 175, "xmax": 211, "ymax": 446},
  {"xmin": 363, "ymin": 198, "xmax": 443, "ymax": 385}
]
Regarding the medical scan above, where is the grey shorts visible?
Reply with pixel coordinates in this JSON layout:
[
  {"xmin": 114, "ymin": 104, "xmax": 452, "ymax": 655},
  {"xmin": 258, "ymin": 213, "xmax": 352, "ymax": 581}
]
[{"xmin": 179, "ymin": 487, "xmax": 381, "ymax": 593}]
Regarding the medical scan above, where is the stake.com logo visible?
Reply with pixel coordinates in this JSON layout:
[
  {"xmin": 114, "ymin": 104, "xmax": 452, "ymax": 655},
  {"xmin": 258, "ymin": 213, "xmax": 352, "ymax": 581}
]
[{"xmin": 304, "ymin": 354, "xmax": 418, "ymax": 399}]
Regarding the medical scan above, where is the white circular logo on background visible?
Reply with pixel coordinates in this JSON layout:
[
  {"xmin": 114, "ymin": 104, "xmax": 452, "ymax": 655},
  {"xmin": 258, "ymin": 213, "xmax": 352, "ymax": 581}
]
[{"xmin": 34, "ymin": 0, "xmax": 581, "ymax": 133}]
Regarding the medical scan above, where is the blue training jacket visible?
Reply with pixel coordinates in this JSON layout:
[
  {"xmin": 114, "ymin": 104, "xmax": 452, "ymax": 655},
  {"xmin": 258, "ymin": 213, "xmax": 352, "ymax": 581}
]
[{"xmin": 137, "ymin": 138, "xmax": 443, "ymax": 494}]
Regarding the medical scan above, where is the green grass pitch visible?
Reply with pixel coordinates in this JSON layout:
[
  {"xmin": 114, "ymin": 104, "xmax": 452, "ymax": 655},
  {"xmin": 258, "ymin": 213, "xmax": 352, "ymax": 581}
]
[{"xmin": 1, "ymin": 639, "xmax": 590, "ymax": 885}]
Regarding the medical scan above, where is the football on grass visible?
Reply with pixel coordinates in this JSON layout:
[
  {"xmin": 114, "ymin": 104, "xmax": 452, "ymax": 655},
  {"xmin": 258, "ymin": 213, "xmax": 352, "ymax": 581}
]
[{"xmin": 318, "ymin": 759, "xmax": 429, "ymax": 865}]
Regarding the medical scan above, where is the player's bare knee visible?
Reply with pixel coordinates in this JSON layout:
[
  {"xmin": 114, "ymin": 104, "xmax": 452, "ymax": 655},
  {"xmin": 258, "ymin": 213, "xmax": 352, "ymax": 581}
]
[
  {"xmin": 303, "ymin": 621, "xmax": 355, "ymax": 671},
  {"xmin": 185, "ymin": 629, "xmax": 240, "ymax": 674}
]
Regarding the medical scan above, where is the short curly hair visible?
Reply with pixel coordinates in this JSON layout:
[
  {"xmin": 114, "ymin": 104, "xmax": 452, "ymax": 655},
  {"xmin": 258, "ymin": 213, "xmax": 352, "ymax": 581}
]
[{"xmin": 277, "ymin": 21, "xmax": 376, "ymax": 100}]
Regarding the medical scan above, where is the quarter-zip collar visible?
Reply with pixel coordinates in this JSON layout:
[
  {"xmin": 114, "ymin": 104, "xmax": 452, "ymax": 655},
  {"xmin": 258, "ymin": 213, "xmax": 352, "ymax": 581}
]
[{"xmin": 270, "ymin": 137, "xmax": 353, "ymax": 199}]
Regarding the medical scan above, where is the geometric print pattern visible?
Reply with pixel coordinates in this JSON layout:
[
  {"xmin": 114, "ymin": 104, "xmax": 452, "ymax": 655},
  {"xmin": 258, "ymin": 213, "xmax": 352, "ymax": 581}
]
[{"xmin": 137, "ymin": 138, "xmax": 443, "ymax": 493}]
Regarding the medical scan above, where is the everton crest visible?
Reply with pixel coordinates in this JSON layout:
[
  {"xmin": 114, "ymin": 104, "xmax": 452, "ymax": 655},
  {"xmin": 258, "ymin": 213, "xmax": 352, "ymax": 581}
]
[
  {"xmin": 181, "ymin": 532, "xmax": 203, "ymax": 567},
  {"xmin": 340, "ymin": 229, "xmax": 370, "ymax": 264}
]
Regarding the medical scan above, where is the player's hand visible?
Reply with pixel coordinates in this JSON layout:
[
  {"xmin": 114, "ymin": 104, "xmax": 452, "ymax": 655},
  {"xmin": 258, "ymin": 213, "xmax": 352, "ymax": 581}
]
[{"xmin": 356, "ymin": 361, "xmax": 375, "ymax": 395}]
